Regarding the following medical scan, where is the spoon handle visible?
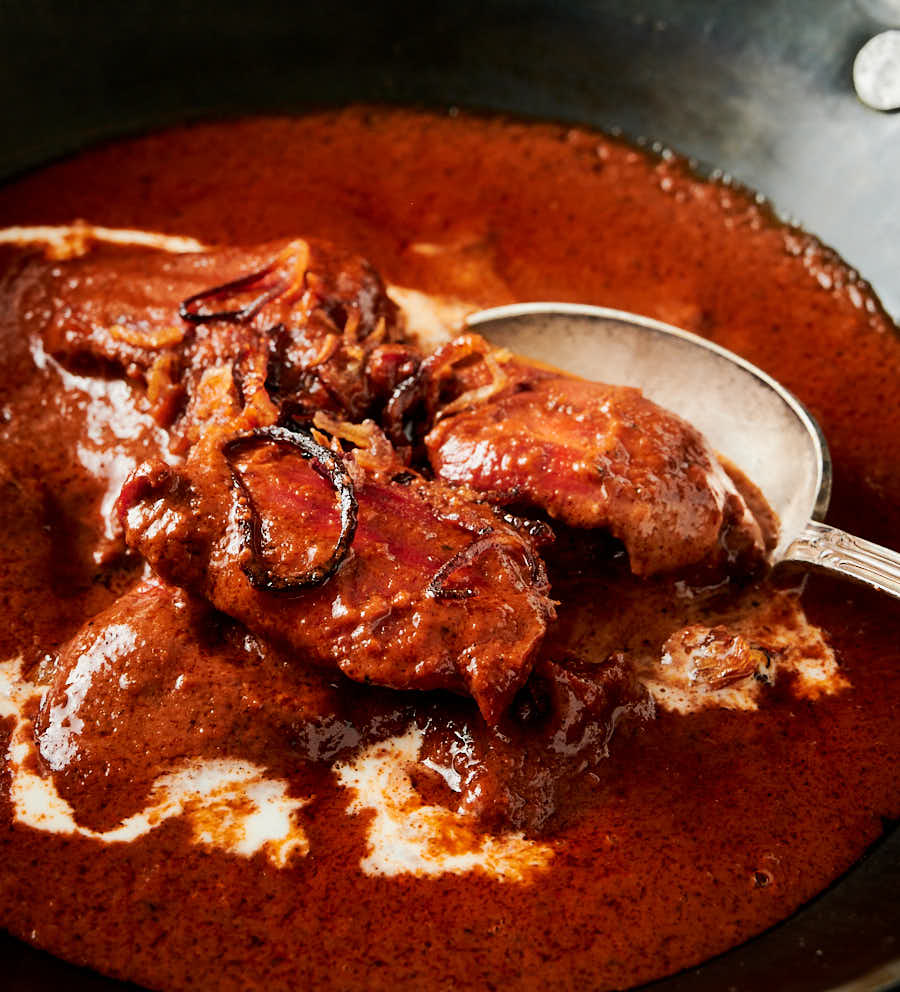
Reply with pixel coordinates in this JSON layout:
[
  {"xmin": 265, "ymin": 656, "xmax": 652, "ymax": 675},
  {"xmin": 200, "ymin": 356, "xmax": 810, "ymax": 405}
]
[{"xmin": 783, "ymin": 520, "xmax": 900, "ymax": 600}]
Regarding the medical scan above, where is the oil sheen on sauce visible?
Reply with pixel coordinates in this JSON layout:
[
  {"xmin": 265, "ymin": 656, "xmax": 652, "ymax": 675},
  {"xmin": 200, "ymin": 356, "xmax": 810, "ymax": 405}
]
[{"xmin": 0, "ymin": 108, "xmax": 898, "ymax": 991}]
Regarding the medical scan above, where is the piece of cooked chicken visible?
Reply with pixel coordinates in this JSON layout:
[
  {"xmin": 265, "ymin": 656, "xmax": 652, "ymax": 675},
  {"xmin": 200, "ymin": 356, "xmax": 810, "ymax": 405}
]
[
  {"xmin": 117, "ymin": 421, "xmax": 555, "ymax": 726},
  {"xmin": 422, "ymin": 334, "xmax": 768, "ymax": 576}
]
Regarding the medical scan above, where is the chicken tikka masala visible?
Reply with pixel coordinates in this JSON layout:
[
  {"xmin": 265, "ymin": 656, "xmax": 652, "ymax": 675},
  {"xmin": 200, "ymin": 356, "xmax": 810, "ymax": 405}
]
[{"xmin": 0, "ymin": 107, "xmax": 898, "ymax": 991}]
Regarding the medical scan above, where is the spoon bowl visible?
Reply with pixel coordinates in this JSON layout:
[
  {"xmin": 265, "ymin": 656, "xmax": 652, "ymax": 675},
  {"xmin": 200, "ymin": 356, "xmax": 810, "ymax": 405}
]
[{"xmin": 467, "ymin": 302, "xmax": 900, "ymax": 598}]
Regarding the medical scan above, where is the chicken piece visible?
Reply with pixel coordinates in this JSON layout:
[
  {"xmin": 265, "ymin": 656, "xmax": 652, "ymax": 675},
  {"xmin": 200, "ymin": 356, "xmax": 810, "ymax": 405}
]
[
  {"xmin": 35, "ymin": 581, "xmax": 411, "ymax": 830},
  {"xmin": 33, "ymin": 580, "xmax": 367, "ymax": 829},
  {"xmin": 416, "ymin": 653, "xmax": 654, "ymax": 832},
  {"xmin": 117, "ymin": 423, "xmax": 555, "ymax": 725},
  {"xmin": 422, "ymin": 335, "xmax": 768, "ymax": 576},
  {"xmin": 16, "ymin": 238, "xmax": 417, "ymax": 437}
]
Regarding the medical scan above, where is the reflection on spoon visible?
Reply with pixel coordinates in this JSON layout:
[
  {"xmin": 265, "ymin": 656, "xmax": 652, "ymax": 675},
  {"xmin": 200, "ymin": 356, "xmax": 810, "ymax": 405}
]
[{"xmin": 467, "ymin": 303, "xmax": 900, "ymax": 600}]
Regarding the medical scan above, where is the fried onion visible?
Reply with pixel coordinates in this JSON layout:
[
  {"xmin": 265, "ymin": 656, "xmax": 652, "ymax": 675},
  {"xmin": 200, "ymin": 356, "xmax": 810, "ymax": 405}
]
[
  {"xmin": 179, "ymin": 240, "xmax": 310, "ymax": 325},
  {"xmin": 222, "ymin": 425, "xmax": 357, "ymax": 595}
]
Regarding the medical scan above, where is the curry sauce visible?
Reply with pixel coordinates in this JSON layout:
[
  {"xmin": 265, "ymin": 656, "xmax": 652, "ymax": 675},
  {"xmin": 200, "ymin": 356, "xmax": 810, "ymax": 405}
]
[{"xmin": 0, "ymin": 107, "xmax": 897, "ymax": 991}]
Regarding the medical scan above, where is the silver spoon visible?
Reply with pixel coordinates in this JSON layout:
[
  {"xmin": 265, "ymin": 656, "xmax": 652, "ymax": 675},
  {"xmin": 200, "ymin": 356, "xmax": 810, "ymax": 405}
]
[{"xmin": 467, "ymin": 302, "xmax": 900, "ymax": 599}]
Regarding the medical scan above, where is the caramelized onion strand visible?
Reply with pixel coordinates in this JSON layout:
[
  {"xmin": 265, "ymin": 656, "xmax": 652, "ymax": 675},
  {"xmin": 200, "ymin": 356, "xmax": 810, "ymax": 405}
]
[
  {"xmin": 223, "ymin": 426, "xmax": 358, "ymax": 594},
  {"xmin": 383, "ymin": 373, "xmax": 425, "ymax": 447},
  {"xmin": 179, "ymin": 242, "xmax": 309, "ymax": 325},
  {"xmin": 180, "ymin": 263, "xmax": 289, "ymax": 325},
  {"xmin": 427, "ymin": 528, "xmax": 546, "ymax": 600}
]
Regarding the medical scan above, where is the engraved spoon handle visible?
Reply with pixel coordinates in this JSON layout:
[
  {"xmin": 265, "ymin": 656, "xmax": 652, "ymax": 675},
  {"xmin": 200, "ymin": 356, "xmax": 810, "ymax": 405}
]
[{"xmin": 783, "ymin": 520, "xmax": 900, "ymax": 599}]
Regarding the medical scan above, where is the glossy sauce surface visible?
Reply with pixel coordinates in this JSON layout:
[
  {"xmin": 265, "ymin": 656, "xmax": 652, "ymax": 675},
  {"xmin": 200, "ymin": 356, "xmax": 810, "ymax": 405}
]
[{"xmin": 0, "ymin": 108, "xmax": 898, "ymax": 991}]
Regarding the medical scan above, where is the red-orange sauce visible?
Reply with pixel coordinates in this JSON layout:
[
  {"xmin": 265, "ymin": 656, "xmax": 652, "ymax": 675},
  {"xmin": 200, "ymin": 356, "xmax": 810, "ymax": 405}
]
[{"xmin": 0, "ymin": 107, "xmax": 898, "ymax": 990}]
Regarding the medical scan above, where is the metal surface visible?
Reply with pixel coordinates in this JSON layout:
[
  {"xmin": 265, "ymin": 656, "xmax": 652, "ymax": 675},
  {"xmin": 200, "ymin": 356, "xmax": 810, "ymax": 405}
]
[
  {"xmin": 787, "ymin": 520, "xmax": 900, "ymax": 598},
  {"xmin": 854, "ymin": 30, "xmax": 900, "ymax": 110},
  {"xmin": 0, "ymin": 1, "xmax": 898, "ymax": 990}
]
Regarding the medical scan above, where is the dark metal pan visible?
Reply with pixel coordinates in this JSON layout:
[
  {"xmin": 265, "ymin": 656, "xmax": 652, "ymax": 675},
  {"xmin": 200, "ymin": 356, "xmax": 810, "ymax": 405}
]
[{"xmin": 0, "ymin": 1, "xmax": 897, "ymax": 989}]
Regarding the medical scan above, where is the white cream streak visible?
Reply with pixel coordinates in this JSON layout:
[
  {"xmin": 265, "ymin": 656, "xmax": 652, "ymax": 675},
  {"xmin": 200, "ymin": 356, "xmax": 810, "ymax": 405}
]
[
  {"xmin": 334, "ymin": 726, "xmax": 553, "ymax": 880},
  {"xmin": 0, "ymin": 223, "xmax": 206, "ymax": 257},
  {"xmin": 0, "ymin": 658, "xmax": 309, "ymax": 866},
  {"xmin": 642, "ymin": 591, "xmax": 849, "ymax": 715}
]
